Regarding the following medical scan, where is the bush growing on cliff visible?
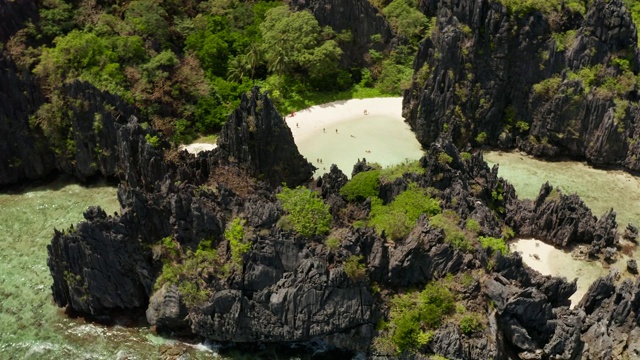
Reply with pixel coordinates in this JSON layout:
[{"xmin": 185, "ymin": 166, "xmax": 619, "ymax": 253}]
[
  {"xmin": 429, "ymin": 210, "xmax": 473, "ymax": 251},
  {"xmin": 344, "ymin": 255, "xmax": 367, "ymax": 281},
  {"xmin": 376, "ymin": 282, "xmax": 456, "ymax": 353},
  {"xmin": 533, "ymin": 76, "xmax": 563, "ymax": 100},
  {"xmin": 458, "ymin": 313, "xmax": 485, "ymax": 335},
  {"xmin": 369, "ymin": 183, "xmax": 441, "ymax": 240},
  {"xmin": 498, "ymin": 0, "xmax": 586, "ymax": 16},
  {"xmin": 379, "ymin": 159, "xmax": 425, "ymax": 182},
  {"xmin": 224, "ymin": 217, "xmax": 252, "ymax": 269},
  {"xmin": 479, "ymin": 236, "xmax": 508, "ymax": 256},
  {"xmin": 340, "ymin": 170, "xmax": 381, "ymax": 201},
  {"xmin": 277, "ymin": 186, "xmax": 331, "ymax": 237}
]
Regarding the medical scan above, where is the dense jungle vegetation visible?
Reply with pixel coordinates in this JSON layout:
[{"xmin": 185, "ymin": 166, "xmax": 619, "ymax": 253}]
[{"xmin": 5, "ymin": 0, "xmax": 431, "ymax": 146}]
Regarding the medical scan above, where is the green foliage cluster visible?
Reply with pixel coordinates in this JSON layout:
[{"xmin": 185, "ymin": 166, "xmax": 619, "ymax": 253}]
[
  {"xmin": 498, "ymin": 0, "xmax": 587, "ymax": 16},
  {"xmin": 369, "ymin": 184, "xmax": 441, "ymax": 241},
  {"xmin": 464, "ymin": 219, "xmax": 481, "ymax": 234},
  {"xmin": 382, "ymin": 0, "xmax": 431, "ymax": 43},
  {"xmin": 224, "ymin": 218, "xmax": 252, "ymax": 269},
  {"xmin": 379, "ymin": 159, "xmax": 425, "ymax": 182},
  {"xmin": 429, "ymin": 210, "xmax": 473, "ymax": 251},
  {"xmin": 562, "ymin": 63, "xmax": 639, "ymax": 100},
  {"xmin": 458, "ymin": 313, "xmax": 485, "ymax": 335},
  {"xmin": 344, "ymin": 255, "xmax": 367, "ymax": 281},
  {"xmin": 475, "ymin": 132, "xmax": 487, "ymax": 144},
  {"xmin": 437, "ymin": 152, "xmax": 453, "ymax": 166},
  {"xmin": 277, "ymin": 186, "xmax": 331, "ymax": 237},
  {"xmin": 145, "ymin": 134, "xmax": 161, "ymax": 148},
  {"xmin": 340, "ymin": 170, "xmax": 381, "ymax": 201},
  {"xmin": 379, "ymin": 282, "xmax": 456, "ymax": 354},
  {"xmin": 21, "ymin": 0, "xmax": 417, "ymax": 154},
  {"xmin": 532, "ymin": 76, "xmax": 562, "ymax": 99},
  {"xmin": 478, "ymin": 236, "xmax": 508, "ymax": 256},
  {"xmin": 154, "ymin": 237, "xmax": 223, "ymax": 307},
  {"xmin": 552, "ymin": 30, "xmax": 577, "ymax": 52}
]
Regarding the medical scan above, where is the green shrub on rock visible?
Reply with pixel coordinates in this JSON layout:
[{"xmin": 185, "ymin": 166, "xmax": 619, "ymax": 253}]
[
  {"xmin": 369, "ymin": 183, "xmax": 441, "ymax": 241},
  {"xmin": 458, "ymin": 313, "xmax": 485, "ymax": 335},
  {"xmin": 344, "ymin": 255, "xmax": 367, "ymax": 281},
  {"xmin": 479, "ymin": 236, "xmax": 508, "ymax": 256},
  {"xmin": 224, "ymin": 217, "xmax": 252, "ymax": 269},
  {"xmin": 378, "ymin": 282, "xmax": 456, "ymax": 353},
  {"xmin": 430, "ymin": 210, "xmax": 473, "ymax": 251},
  {"xmin": 277, "ymin": 186, "xmax": 331, "ymax": 237},
  {"xmin": 340, "ymin": 169, "xmax": 380, "ymax": 201}
]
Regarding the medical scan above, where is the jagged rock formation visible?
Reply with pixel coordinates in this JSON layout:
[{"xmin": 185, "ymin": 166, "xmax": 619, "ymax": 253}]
[
  {"xmin": 507, "ymin": 182, "xmax": 619, "ymax": 256},
  {"xmin": 290, "ymin": 0, "xmax": 395, "ymax": 66},
  {"xmin": 0, "ymin": 73, "xmax": 141, "ymax": 186},
  {"xmin": 0, "ymin": 52, "xmax": 49, "ymax": 186},
  {"xmin": 404, "ymin": 0, "xmax": 640, "ymax": 172},
  {"xmin": 216, "ymin": 87, "xmax": 315, "ymax": 187},
  {"xmin": 47, "ymin": 88, "xmax": 314, "ymax": 315},
  {"xmin": 48, "ymin": 103, "xmax": 635, "ymax": 357},
  {"xmin": 0, "ymin": 0, "xmax": 36, "ymax": 43}
]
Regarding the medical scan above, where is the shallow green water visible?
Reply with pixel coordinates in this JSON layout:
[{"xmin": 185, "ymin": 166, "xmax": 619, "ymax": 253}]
[
  {"xmin": 486, "ymin": 151, "xmax": 640, "ymax": 302},
  {"xmin": 294, "ymin": 115, "xmax": 425, "ymax": 178},
  {"xmin": 0, "ymin": 178, "xmax": 220, "ymax": 359},
  {"xmin": 485, "ymin": 151, "xmax": 640, "ymax": 228}
]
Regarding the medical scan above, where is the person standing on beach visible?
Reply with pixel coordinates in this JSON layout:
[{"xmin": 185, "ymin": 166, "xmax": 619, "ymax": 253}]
[{"xmin": 335, "ymin": 129, "xmax": 338, "ymax": 134}]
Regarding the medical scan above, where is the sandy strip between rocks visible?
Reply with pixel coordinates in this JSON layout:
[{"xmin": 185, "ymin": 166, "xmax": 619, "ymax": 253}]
[
  {"xmin": 509, "ymin": 238, "xmax": 608, "ymax": 307},
  {"xmin": 284, "ymin": 97, "xmax": 404, "ymax": 142},
  {"xmin": 179, "ymin": 143, "xmax": 217, "ymax": 154}
]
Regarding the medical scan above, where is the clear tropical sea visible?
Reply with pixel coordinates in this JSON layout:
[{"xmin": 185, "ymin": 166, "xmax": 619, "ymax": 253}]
[{"xmin": 0, "ymin": 178, "xmax": 222, "ymax": 359}]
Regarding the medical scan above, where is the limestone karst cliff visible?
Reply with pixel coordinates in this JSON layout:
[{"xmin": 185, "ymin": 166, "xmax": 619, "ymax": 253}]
[
  {"xmin": 47, "ymin": 88, "xmax": 639, "ymax": 358},
  {"xmin": 404, "ymin": 0, "xmax": 640, "ymax": 171}
]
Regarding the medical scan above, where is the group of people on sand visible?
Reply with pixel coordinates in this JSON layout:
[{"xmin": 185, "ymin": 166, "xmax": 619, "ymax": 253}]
[
  {"xmin": 316, "ymin": 158, "xmax": 324, "ymax": 164},
  {"xmin": 291, "ymin": 109, "xmax": 369, "ymax": 131}
]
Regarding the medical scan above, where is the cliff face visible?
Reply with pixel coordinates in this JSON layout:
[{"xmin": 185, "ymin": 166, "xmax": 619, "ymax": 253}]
[
  {"xmin": 290, "ymin": 0, "xmax": 395, "ymax": 66},
  {"xmin": 0, "ymin": 70, "xmax": 140, "ymax": 186},
  {"xmin": 404, "ymin": 0, "xmax": 640, "ymax": 171},
  {"xmin": 0, "ymin": 0, "xmax": 151, "ymax": 187},
  {"xmin": 216, "ymin": 87, "xmax": 315, "ymax": 188}
]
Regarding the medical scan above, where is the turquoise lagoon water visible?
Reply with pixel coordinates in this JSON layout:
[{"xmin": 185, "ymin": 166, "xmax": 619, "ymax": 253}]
[
  {"xmin": 293, "ymin": 115, "xmax": 425, "ymax": 177},
  {"xmin": 0, "ymin": 178, "xmax": 221, "ymax": 359}
]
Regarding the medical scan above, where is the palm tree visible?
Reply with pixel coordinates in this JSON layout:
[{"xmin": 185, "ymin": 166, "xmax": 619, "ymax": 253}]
[
  {"xmin": 227, "ymin": 55, "xmax": 248, "ymax": 82},
  {"xmin": 245, "ymin": 44, "xmax": 262, "ymax": 82}
]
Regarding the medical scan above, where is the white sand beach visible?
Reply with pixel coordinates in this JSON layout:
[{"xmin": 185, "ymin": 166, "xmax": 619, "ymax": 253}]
[
  {"xmin": 284, "ymin": 97, "xmax": 405, "ymax": 141},
  {"xmin": 284, "ymin": 97, "xmax": 424, "ymax": 177},
  {"xmin": 179, "ymin": 143, "xmax": 217, "ymax": 154},
  {"xmin": 509, "ymin": 238, "xmax": 608, "ymax": 306}
]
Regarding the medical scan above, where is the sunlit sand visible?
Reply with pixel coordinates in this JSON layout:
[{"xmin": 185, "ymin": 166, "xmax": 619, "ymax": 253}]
[
  {"xmin": 285, "ymin": 97, "xmax": 424, "ymax": 177},
  {"xmin": 509, "ymin": 238, "xmax": 608, "ymax": 306}
]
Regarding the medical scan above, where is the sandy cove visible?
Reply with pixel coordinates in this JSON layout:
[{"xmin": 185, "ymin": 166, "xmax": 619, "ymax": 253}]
[
  {"xmin": 180, "ymin": 97, "xmax": 404, "ymax": 154},
  {"xmin": 284, "ymin": 97, "xmax": 404, "ymax": 142}
]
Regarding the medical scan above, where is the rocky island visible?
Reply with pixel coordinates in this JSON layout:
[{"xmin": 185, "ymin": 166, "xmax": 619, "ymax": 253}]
[
  {"xmin": 46, "ymin": 85, "xmax": 640, "ymax": 358},
  {"xmin": 1, "ymin": 0, "xmax": 640, "ymax": 358}
]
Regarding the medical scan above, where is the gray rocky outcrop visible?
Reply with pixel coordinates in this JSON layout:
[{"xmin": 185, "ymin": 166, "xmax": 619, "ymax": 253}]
[
  {"xmin": 216, "ymin": 87, "xmax": 315, "ymax": 188},
  {"xmin": 46, "ymin": 91, "xmax": 639, "ymax": 357},
  {"xmin": 506, "ymin": 182, "xmax": 619, "ymax": 256},
  {"xmin": 404, "ymin": 0, "xmax": 640, "ymax": 172},
  {"xmin": 146, "ymin": 284, "xmax": 191, "ymax": 336}
]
